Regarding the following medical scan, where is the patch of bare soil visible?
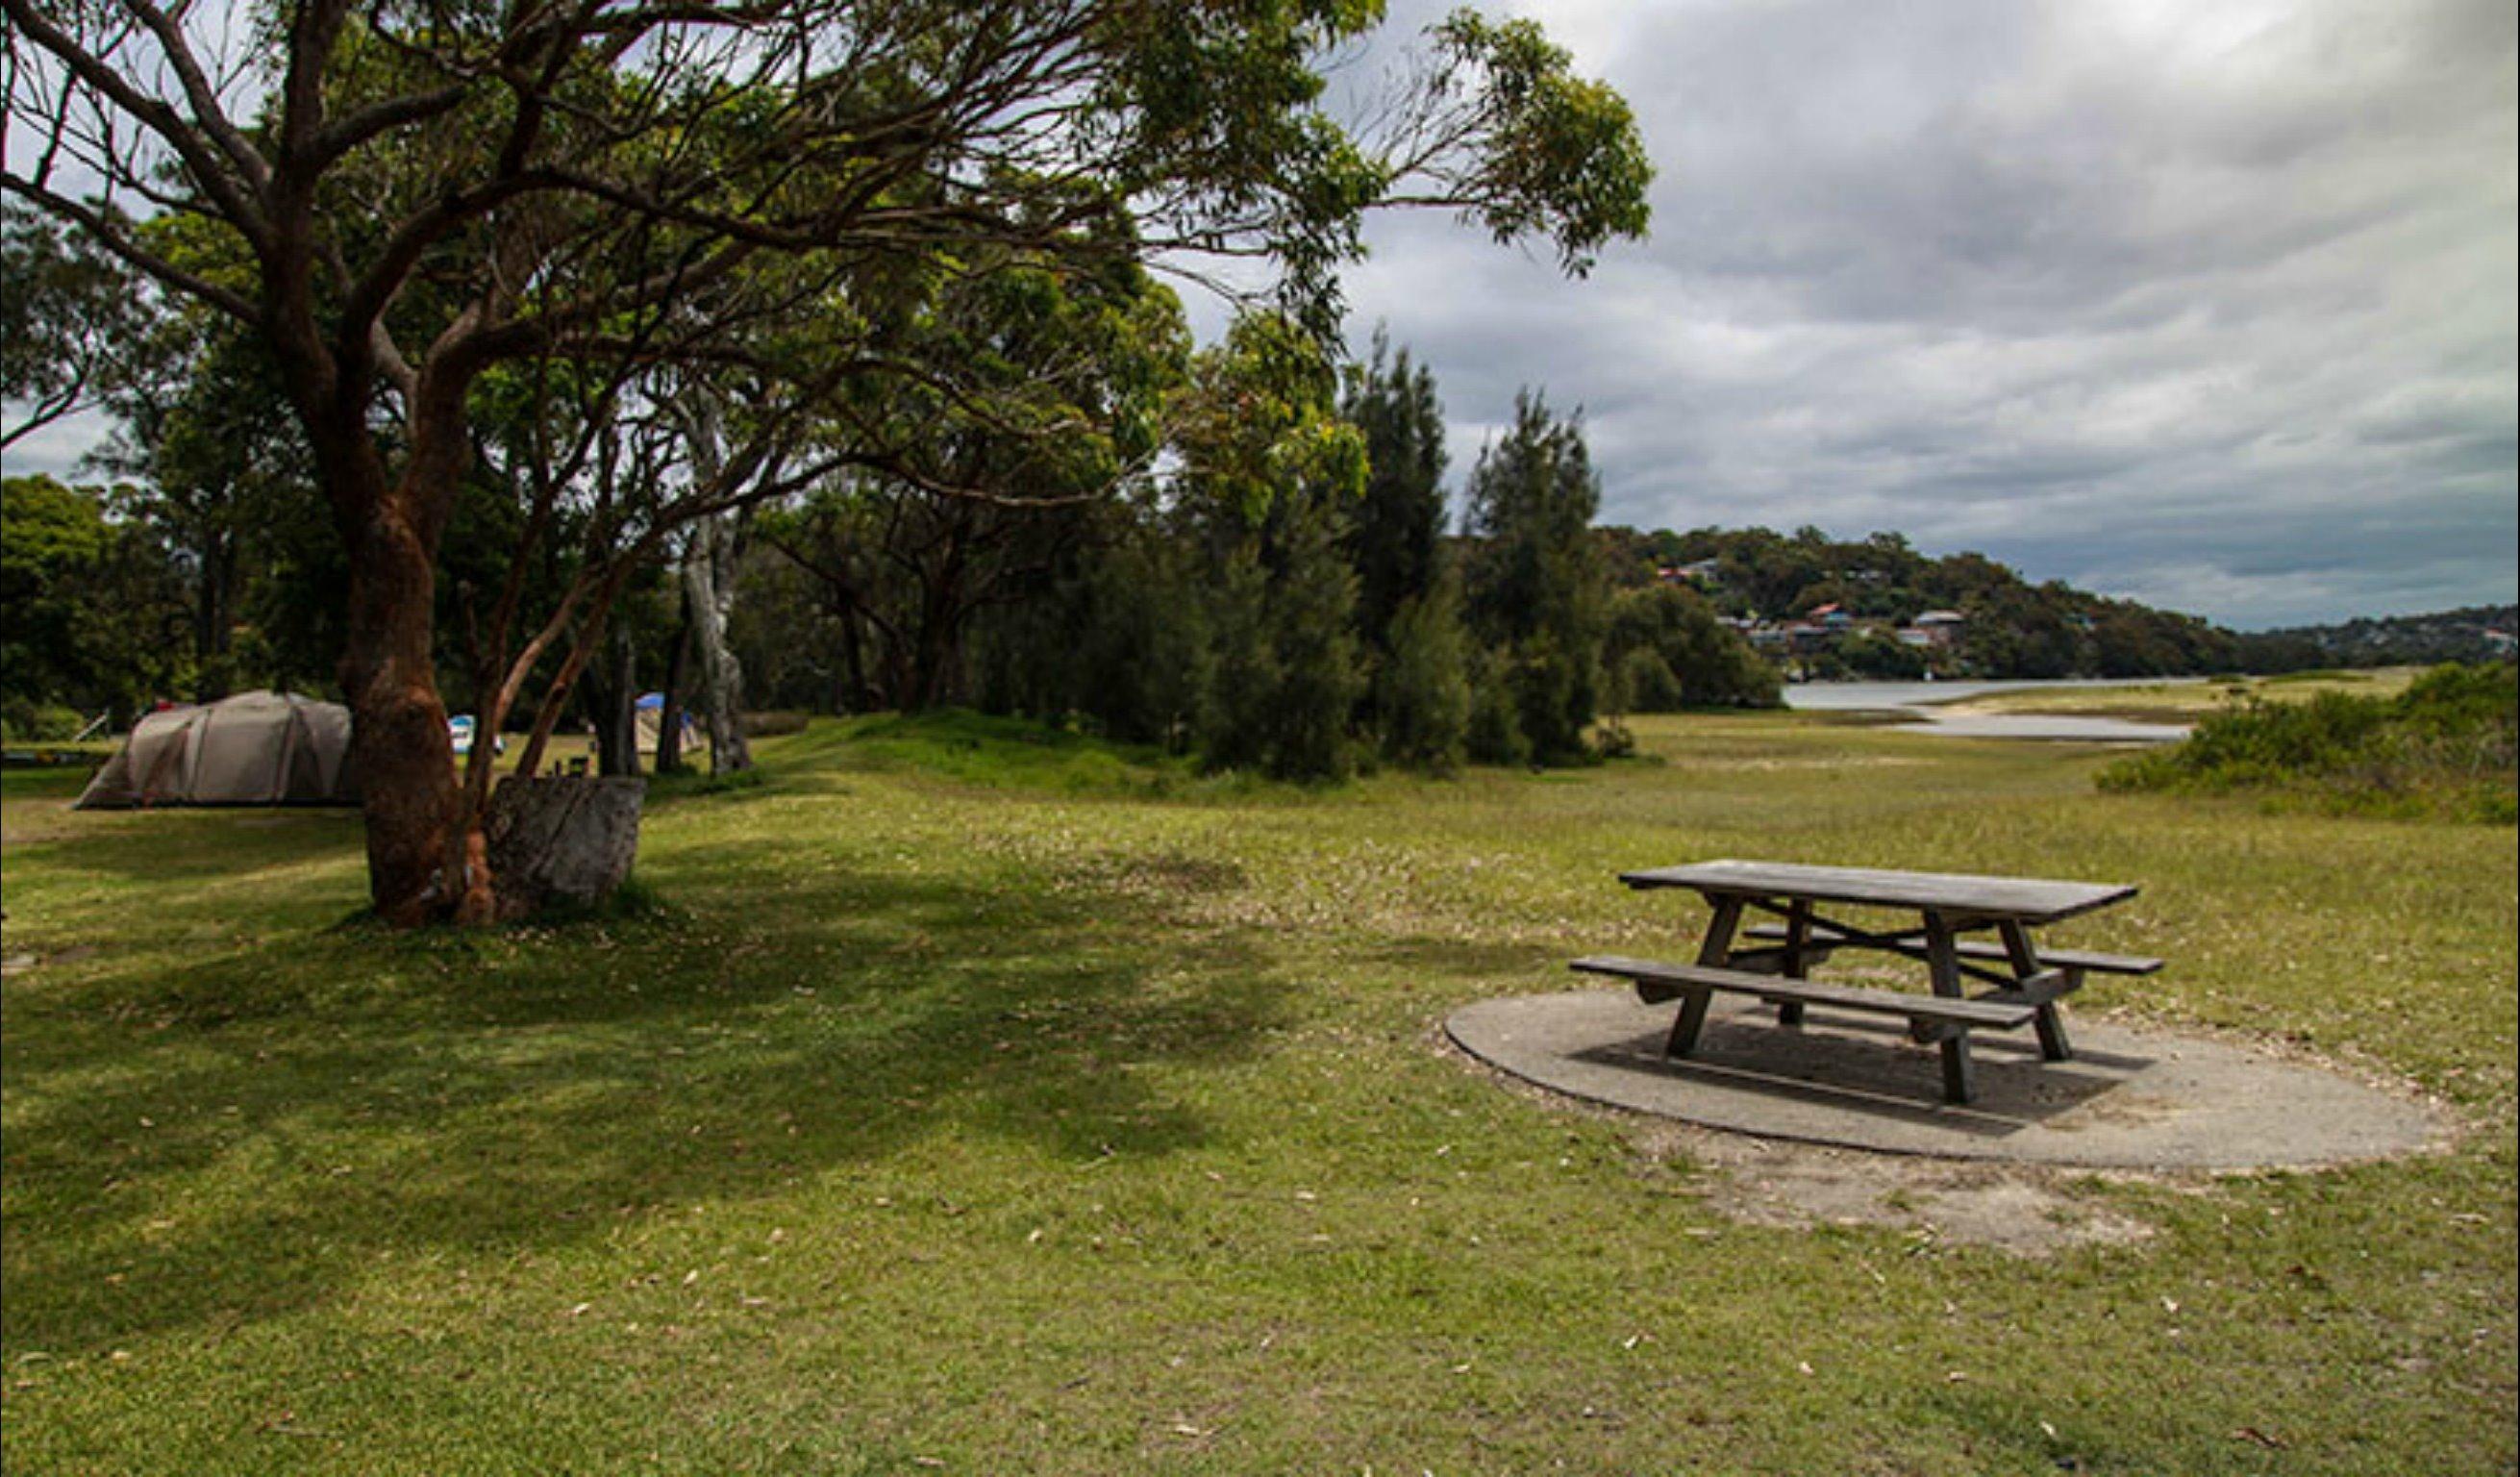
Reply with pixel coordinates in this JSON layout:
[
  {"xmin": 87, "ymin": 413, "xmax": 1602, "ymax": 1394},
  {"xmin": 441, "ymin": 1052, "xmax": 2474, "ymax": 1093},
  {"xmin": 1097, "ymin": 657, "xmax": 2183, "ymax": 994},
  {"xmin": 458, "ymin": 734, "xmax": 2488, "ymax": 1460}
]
[{"xmin": 1632, "ymin": 1119, "xmax": 2156, "ymax": 1256}]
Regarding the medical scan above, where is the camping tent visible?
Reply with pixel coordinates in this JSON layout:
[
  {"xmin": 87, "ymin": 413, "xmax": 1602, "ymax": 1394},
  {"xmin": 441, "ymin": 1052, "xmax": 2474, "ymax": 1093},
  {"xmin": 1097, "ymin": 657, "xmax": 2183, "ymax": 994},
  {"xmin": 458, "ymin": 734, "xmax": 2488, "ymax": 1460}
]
[
  {"xmin": 633, "ymin": 692, "xmax": 707, "ymax": 756},
  {"xmin": 75, "ymin": 690, "xmax": 360, "ymax": 810}
]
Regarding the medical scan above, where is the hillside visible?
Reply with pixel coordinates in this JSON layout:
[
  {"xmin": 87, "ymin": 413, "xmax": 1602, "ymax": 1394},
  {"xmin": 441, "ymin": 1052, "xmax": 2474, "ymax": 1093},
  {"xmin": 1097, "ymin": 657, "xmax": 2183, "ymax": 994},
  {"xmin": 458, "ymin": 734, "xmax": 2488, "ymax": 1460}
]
[
  {"xmin": 2243, "ymin": 604, "xmax": 2517, "ymax": 669},
  {"xmin": 1597, "ymin": 524, "xmax": 2514, "ymax": 682}
]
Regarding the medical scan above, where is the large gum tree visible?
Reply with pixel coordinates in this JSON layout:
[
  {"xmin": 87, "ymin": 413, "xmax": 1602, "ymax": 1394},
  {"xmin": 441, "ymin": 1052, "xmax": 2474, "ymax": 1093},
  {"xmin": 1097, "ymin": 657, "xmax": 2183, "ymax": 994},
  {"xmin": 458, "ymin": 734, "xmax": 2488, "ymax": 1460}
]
[{"xmin": 3, "ymin": 0, "xmax": 1651, "ymax": 925}]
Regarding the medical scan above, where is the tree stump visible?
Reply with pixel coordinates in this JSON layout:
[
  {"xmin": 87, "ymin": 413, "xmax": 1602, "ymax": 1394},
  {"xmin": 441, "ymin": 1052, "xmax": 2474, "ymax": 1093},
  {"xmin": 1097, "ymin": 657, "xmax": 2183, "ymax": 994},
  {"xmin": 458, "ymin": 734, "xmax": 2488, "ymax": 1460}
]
[{"xmin": 485, "ymin": 776, "xmax": 645, "ymax": 917}]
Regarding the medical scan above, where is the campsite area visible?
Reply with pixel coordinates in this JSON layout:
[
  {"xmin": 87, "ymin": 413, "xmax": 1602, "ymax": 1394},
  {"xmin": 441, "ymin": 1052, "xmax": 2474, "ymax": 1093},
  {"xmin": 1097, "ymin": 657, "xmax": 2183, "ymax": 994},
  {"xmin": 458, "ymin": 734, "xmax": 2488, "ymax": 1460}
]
[{"xmin": 3, "ymin": 710, "xmax": 2512, "ymax": 1474}]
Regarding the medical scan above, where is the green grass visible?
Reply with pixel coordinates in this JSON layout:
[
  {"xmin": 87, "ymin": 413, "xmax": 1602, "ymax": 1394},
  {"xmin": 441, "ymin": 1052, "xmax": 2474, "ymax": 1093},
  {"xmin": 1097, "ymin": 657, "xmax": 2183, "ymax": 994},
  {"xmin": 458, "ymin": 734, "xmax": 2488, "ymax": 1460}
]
[
  {"xmin": 3, "ymin": 711, "xmax": 2513, "ymax": 1473},
  {"xmin": 1942, "ymin": 668, "xmax": 2423, "ymax": 723}
]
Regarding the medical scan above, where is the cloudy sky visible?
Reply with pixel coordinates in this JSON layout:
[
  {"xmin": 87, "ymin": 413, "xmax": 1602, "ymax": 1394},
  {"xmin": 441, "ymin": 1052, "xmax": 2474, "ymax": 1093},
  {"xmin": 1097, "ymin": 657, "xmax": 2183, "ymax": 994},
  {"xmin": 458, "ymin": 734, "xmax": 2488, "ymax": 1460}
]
[
  {"xmin": 9, "ymin": 1, "xmax": 2510, "ymax": 630},
  {"xmin": 1289, "ymin": 0, "xmax": 2517, "ymax": 628}
]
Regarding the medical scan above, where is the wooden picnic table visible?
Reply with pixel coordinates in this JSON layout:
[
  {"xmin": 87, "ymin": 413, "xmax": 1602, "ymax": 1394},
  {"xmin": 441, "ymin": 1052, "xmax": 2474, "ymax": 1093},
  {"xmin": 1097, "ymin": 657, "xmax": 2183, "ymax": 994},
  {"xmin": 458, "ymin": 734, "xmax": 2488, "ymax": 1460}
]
[{"xmin": 1573, "ymin": 860, "xmax": 2159, "ymax": 1105}]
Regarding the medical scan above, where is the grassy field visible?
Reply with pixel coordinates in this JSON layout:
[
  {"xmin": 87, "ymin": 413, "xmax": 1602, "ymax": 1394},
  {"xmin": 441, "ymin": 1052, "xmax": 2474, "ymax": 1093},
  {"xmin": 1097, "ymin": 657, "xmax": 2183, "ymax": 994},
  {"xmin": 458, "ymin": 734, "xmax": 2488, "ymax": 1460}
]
[
  {"xmin": 1934, "ymin": 668, "xmax": 2423, "ymax": 724},
  {"xmin": 3, "ymin": 711, "xmax": 2512, "ymax": 1474}
]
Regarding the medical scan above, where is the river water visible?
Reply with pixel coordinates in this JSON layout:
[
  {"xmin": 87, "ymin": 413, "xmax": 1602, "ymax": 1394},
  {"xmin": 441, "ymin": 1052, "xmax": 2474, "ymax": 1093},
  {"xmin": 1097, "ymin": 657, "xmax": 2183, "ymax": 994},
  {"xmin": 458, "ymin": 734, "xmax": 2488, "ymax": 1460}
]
[{"xmin": 1781, "ymin": 678, "xmax": 2199, "ymax": 742}]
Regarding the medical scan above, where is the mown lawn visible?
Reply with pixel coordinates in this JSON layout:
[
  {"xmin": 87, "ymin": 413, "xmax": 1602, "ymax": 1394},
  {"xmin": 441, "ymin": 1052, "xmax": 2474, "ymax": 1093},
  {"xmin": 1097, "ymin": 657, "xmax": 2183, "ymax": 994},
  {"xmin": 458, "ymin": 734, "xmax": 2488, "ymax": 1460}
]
[{"xmin": 3, "ymin": 712, "xmax": 2512, "ymax": 1474}]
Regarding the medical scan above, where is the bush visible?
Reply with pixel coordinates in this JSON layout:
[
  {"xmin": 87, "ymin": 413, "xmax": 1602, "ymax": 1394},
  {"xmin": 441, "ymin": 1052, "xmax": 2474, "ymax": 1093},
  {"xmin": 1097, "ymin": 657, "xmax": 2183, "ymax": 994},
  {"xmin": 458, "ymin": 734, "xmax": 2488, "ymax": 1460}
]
[
  {"xmin": 1, "ymin": 701, "xmax": 87, "ymax": 742},
  {"xmin": 1375, "ymin": 584, "xmax": 1472, "ymax": 774},
  {"xmin": 2100, "ymin": 662, "xmax": 2516, "ymax": 820},
  {"xmin": 1507, "ymin": 634, "xmax": 1599, "ymax": 765},
  {"xmin": 740, "ymin": 710, "xmax": 811, "ymax": 738},
  {"xmin": 1602, "ymin": 585, "xmax": 1781, "ymax": 709},
  {"xmin": 1614, "ymin": 646, "xmax": 1684, "ymax": 713},
  {"xmin": 1463, "ymin": 647, "xmax": 1531, "ymax": 765}
]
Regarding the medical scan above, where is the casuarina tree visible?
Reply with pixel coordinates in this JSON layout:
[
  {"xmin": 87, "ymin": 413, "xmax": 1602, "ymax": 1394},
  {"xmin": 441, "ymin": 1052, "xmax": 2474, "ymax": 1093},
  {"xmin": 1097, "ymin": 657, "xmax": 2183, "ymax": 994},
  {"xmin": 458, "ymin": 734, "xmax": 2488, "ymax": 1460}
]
[{"xmin": 1461, "ymin": 389, "xmax": 1611, "ymax": 764}]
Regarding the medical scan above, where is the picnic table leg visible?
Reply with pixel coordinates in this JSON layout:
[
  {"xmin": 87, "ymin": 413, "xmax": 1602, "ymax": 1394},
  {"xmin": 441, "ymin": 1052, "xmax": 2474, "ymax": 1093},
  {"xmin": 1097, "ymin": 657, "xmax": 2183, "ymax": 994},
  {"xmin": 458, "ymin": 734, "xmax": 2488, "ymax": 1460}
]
[
  {"xmin": 1667, "ymin": 896, "xmax": 1744, "ymax": 1058},
  {"xmin": 1998, "ymin": 920, "xmax": 2075, "ymax": 1062},
  {"xmin": 1923, "ymin": 911, "xmax": 1977, "ymax": 1104},
  {"xmin": 1777, "ymin": 899, "xmax": 1810, "ymax": 1027}
]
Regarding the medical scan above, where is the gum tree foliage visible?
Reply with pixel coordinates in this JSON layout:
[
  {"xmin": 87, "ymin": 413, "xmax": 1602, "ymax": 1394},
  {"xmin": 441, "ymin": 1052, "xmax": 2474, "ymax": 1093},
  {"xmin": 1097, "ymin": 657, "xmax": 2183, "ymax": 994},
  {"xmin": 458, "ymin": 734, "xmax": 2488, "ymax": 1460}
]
[
  {"xmin": 3, "ymin": 0, "xmax": 1650, "ymax": 923},
  {"xmin": 0, "ymin": 207, "xmax": 159, "ymax": 448},
  {"xmin": 89, "ymin": 315, "xmax": 322, "ymax": 701},
  {"xmin": 754, "ymin": 230, "xmax": 1194, "ymax": 715}
]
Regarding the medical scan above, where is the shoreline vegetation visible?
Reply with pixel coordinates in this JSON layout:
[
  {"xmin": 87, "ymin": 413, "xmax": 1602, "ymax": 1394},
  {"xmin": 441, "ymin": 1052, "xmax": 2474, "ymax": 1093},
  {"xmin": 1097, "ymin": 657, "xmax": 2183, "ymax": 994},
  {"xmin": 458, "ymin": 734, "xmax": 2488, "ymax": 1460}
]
[{"xmin": 2099, "ymin": 663, "xmax": 2517, "ymax": 822}]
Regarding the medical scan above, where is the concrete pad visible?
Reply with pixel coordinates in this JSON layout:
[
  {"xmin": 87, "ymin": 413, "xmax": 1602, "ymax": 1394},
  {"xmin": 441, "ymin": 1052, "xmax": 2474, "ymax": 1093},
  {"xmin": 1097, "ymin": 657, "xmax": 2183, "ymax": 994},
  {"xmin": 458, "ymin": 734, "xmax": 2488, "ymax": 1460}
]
[{"xmin": 1446, "ymin": 989, "xmax": 2443, "ymax": 1169}]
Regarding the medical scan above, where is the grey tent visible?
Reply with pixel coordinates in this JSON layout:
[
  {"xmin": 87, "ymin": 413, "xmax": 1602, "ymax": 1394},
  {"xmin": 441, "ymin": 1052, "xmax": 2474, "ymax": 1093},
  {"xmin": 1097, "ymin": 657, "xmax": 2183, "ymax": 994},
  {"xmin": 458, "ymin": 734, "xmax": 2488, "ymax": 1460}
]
[{"xmin": 75, "ymin": 690, "xmax": 360, "ymax": 810}]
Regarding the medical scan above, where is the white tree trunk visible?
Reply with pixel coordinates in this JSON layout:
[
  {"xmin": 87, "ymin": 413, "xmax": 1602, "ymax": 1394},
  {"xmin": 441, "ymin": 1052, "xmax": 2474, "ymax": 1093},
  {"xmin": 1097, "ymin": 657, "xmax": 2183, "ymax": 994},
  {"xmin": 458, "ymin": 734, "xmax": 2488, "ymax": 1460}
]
[
  {"xmin": 674, "ymin": 392, "xmax": 753, "ymax": 775},
  {"xmin": 683, "ymin": 512, "xmax": 752, "ymax": 773}
]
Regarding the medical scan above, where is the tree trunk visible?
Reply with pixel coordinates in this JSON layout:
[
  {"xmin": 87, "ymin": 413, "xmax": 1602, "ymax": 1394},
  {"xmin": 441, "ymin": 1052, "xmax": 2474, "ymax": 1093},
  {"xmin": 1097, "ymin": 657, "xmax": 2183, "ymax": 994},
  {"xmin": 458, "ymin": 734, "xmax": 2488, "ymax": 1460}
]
[
  {"xmin": 583, "ymin": 621, "xmax": 641, "ymax": 778},
  {"xmin": 836, "ymin": 600, "xmax": 871, "ymax": 713},
  {"xmin": 337, "ymin": 492, "xmax": 470, "ymax": 926},
  {"xmin": 193, "ymin": 528, "xmax": 236, "ymax": 702},
  {"xmin": 299, "ymin": 329, "xmax": 487, "ymax": 926},
  {"xmin": 683, "ymin": 510, "xmax": 753, "ymax": 772},
  {"xmin": 656, "ymin": 612, "xmax": 690, "ymax": 774},
  {"xmin": 672, "ymin": 390, "xmax": 753, "ymax": 772}
]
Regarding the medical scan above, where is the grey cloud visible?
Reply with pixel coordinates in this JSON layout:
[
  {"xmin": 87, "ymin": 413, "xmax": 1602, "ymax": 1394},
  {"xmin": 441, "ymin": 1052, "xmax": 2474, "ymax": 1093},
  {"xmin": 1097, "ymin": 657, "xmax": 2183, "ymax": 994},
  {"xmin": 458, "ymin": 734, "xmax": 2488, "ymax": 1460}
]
[{"xmin": 1321, "ymin": 0, "xmax": 2517, "ymax": 627}]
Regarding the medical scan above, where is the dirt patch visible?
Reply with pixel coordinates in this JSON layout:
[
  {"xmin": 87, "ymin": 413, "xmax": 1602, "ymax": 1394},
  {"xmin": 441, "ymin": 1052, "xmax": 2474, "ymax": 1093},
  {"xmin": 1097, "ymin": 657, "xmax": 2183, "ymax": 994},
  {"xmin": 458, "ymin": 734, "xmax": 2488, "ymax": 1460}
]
[{"xmin": 1631, "ymin": 1119, "xmax": 2156, "ymax": 1256}]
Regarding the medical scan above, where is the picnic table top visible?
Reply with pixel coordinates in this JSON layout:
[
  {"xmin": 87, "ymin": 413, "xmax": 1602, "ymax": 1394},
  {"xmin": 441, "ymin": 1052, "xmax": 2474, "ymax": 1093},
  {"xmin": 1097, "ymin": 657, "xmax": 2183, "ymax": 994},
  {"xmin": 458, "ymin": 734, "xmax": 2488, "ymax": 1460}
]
[{"xmin": 1617, "ymin": 859, "xmax": 2137, "ymax": 926}]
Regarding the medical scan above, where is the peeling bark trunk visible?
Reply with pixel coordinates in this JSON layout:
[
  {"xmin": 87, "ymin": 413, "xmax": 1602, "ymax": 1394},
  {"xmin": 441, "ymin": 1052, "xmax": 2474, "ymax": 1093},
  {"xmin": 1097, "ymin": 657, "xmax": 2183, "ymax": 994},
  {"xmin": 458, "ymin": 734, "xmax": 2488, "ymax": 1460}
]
[
  {"xmin": 673, "ymin": 393, "xmax": 752, "ymax": 773},
  {"xmin": 683, "ymin": 512, "xmax": 753, "ymax": 772},
  {"xmin": 299, "ymin": 321, "xmax": 486, "ymax": 926},
  {"xmin": 337, "ymin": 489, "xmax": 468, "ymax": 926}
]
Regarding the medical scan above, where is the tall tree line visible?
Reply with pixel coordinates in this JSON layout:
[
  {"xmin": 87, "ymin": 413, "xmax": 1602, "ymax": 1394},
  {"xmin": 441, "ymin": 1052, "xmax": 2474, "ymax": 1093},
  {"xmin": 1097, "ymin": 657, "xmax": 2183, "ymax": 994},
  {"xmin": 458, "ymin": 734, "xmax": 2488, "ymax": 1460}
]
[{"xmin": 731, "ymin": 329, "xmax": 1779, "ymax": 779}]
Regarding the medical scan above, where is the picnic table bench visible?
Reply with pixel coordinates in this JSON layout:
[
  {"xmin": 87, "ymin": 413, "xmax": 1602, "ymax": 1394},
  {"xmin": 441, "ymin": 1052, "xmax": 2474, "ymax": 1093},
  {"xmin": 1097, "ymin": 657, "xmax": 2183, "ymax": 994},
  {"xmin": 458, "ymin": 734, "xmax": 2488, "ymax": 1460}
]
[{"xmin": 1572, "ymin": 860, "xmax": 2160, "ymax": 1105}]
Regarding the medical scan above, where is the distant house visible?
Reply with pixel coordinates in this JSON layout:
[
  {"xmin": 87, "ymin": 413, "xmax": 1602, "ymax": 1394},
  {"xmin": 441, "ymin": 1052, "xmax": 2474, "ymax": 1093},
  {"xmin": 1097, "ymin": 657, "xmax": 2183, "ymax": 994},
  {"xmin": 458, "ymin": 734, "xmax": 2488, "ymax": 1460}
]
[
  {"xmin": 1903, "ymin": 610, "xmax": 1965, "ymax": 649},
  {"xmin": 1657, "ymin": 558, "xmax": 1723, "ymax": 585}
]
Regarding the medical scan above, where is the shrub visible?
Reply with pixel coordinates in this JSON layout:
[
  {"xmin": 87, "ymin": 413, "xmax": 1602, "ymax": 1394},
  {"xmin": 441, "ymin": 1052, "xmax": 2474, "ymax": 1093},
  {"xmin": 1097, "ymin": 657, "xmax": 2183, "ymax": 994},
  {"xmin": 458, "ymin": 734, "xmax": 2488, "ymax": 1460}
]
[
  {"xmin": 1375, "ymin": 583, "xmax": 1472, "ymax": 774},
  {"xmin": 1463, "ymin": 646, "xmax": 1532, "ymax": 765},
  {"xmin": 1, "ymin": 701, "xmax": 87, "ymax": 742},
  {"xmin": 1602, "ymin": 584, "xmax": 1781, "ymax": 709},
  {"xmin": 2100, "ymin": 662, "xmax": 2516, "ymax": 820},
  {"xmin": 1614, "ymin": 646, "xmax": 1684, "ymax": 713}
]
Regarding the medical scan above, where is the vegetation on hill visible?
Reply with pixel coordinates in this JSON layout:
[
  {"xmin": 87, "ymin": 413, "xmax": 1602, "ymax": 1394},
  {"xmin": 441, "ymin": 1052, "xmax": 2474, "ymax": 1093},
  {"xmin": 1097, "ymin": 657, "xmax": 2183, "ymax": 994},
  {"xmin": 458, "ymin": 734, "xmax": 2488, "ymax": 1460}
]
[
  {"xmin": 2100, "ymin": 662, "xmax": 2519, "ymax": 821},
  {"xmin": 2242, "ymin": 605, "xmax": 2519, "ymax": 670},
  {"xmin": 1596, "ymin": 524, "xmax": 2515, "ymax": 682}
]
